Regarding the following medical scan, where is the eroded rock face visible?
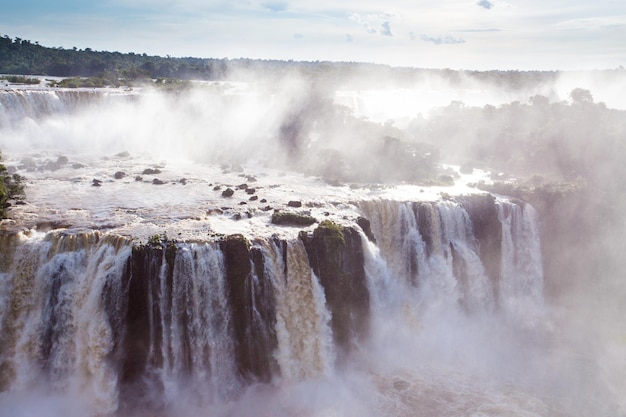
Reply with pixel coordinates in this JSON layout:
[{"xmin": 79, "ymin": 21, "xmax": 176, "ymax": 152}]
[
  {"xmin": 460, "ymin": 194, "xmax": 502, "ymax": 292},
  {"xmin": 220, "ymin": 234, "xmax": 277, "ymax": 382},
  {"xmin": 300, "ymin": 221, "xmax": 370, "ymax": 359},
  {"xmin": 122, "ymin": 244, "xmax": 176, "ymax": 409}
]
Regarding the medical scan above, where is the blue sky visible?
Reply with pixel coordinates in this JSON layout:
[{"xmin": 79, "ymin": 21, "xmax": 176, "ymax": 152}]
[{"xmin": 1, "ymin": 0, "xmax": 625, "ymax": 70}]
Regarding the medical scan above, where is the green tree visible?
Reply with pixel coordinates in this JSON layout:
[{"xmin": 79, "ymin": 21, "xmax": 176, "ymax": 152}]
[{"xmin": 570, "ymin": 88, "xmax": 593, "ymax": 104}]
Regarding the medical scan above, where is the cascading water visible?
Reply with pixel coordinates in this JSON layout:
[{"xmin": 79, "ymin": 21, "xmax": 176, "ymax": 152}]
[
  {"xmin": 260, "ymin": 238, "xmax": 334, "ymax": 381},
  {"xmin": 0, "ymin": 195, "xmax": 557, "ymax": 416},
  {"xmin": 0, "ymin": 232, "xmax": 130, "ymax": 415},
  {"xmin": 0, "ymin": 90, "xmax": 114, "ymax": 128}
]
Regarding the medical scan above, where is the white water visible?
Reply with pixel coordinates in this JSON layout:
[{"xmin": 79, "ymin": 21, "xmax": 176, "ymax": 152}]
[
  {"xmin": 0, "ymin": 198, "xmax": 611, "ymax": 417},
  {"xmin": 262, "ymin": 239, "xmax": 335, "ymax": 381}
]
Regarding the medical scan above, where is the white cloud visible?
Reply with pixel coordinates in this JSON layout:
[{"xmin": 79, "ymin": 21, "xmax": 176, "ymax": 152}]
[
  {"xmin": 477, "ymin": 0, "xmax": 494, "ymax": 10},
  {"xmin": 381, "ymin": 21, "xmax": 393, "ymax": 36},
  {"xmin": 420, "ymin": 34, "xmax": 466, "ymax": 45}
]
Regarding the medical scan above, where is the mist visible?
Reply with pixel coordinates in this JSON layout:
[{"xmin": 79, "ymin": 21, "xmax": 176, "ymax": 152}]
[{"xmin": 1, "ymin": 67, "xmax": 626, "ymax": 417}]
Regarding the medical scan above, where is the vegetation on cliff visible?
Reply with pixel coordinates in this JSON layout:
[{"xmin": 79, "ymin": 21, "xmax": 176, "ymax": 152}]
[{"xmin": 0, "ymin": 153, "xmax": 25, "ymax": 219}]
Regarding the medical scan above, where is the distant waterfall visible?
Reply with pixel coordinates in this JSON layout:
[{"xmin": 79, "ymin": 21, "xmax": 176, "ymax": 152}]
[{"xmin": 0, "ymin": 90, "xmax": 120, "ymax": 127}]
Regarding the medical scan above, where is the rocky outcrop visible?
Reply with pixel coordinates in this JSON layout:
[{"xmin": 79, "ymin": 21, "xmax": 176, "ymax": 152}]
[
  {"xmin": 221, "ymin": 235, "xmax": 277, "ymax": 382},
  {"xmin": 460, "ymin": 194, "xmax": 502, "ymax": 295},
  {"xmin": 121, "ymin": 243, "xmax": 176, "ymax": 409},
  {"xmin": 300, "ymin": 221, "xmax": 369, "ymax": 359}
]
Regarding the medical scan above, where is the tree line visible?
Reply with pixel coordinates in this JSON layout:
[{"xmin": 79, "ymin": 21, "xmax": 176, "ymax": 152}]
[{"xmin": 0, "ymin": 34, "xmax": 581, "ymax": 90}]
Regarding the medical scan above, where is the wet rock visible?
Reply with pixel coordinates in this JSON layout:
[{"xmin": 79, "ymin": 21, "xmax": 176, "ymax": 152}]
[
  {"xmin": 152, "ymin": 179, "xmax": 165, "ymax": 185},
  {"xmin": 92, "ymin": 179, "xmax": 102, "ymax": 187},
  {"xmin": 44, "ymin": 155, "xmax": 69, "ymax": 171},
  {"xmin": 357, "ymin": 216, "xmax": 377, "ymax": 244},
  {"xmin": 178, "ymin": 178, "xmax": 187, "ymax": 185},
  {"xmin": 19, "ymin": 158, "xmax": 37, "ymax": 171},
  {"xmin": 300, "ymin": 221, "xmax": 369, "ymax": 356},
  {"xmin": 114, "ymin": 171, "xmax": 126, "ymax": 180},
  {"xmin": 246, "ymin": 176, "xmax": 257, "ymax": 182},
  {"xmin": 245, "ymin": 188, "xmax": 256, "ymax": 195},
  {"xmin": 213, "ymin": 185, "xmax": 222, "ymax": 191},
  {"xmin": 237, "ymin": 183, "xmax": 248, "ymax": 190},
  {"xmin": 271, "ymin": 211, "xmax": 316, "ymax": 226},
  {"xmin": 459, "ymin": 194, "xmax": 502, "ymax": 288},
  {"xmin": 287, "ymin": 200, "xmax": 302, "ymax": 208},
  {"xmin": 260, "ymin": 199, "xmax": 267, "ymax": 203},
  {"xmin": 239, "ymin": 201, "xmax": 247, "ymax": 205},
  {"xmin": 142, "ymin": 168, "xmax": 161, "ymax": 175},
  {"xmin": 249, "ymin": 195, "xmax": 258, "ymax": 201},
  {"xmin": 220, "ymin": 234, "xmax": 277, "ymax": 381},
  {"xmin": 135, "ymin": 176, "xmax": 143, "ymax": 182},
  {"xmin": 222, "ymin": 188, "xmax": 235, "ymax": 197}
]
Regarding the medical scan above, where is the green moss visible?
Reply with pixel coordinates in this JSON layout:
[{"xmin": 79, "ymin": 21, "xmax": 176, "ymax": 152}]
[
  {"xmin": 164, "ymin": 242, "xmax": 178, "ymax": 267},
  {"xmin": 224, "ymin": 233, "xmax": 251, "ymax": 250},
  {"xmin": 0, "ymin": 155, "xmax": 25, "ymax": 219},
  {"xmin": 0, "ymin": 75, "xmax": 40, "ymax": 84},
  {"xmin": 271, "ymin": 211, "xmax": 317, "ymax": 227},
  {"xmin": 313, "ymin": 220, "xmax": 345, "ymax": 250}
]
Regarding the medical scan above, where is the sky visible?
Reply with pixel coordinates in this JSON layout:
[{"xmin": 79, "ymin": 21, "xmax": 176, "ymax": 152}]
[{"xmin": 1, "ymin": 0, "xmax": 625, "ymax": 70}]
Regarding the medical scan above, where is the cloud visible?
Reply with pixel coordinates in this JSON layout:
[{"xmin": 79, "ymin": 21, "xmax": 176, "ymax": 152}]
[
  {"xmin": 349, "ymin": 12, "xmax": 395, "ymax": 36},
  {"xmin": 420, "ymin": 34, "xmax": 466, "ymax": 45},
  {"xmin": 477, "ymin": 0, "xmax": 494, "ymax": 10},
  {"xmin": 346, "ymin": 34, "xmax": 353, "ymax": 42},
  {"xmin": 457, "ymin": 28, "xmax": 501, "ymax": 32},
  {"xmin": 293, "ymin": 33, "xmax": 303, "ymax": 39},
  {"xmin": 349, "ymin": 13, "xmax": 376, "ymax": 34},
  {"xmin": 381, "ymin": 21, "xmax": 392, "ymax": 36},
  {"xmin": 409, "ymin": 32, "xmax": 416, "ymax": 40},
  {"xmin": 261, "ymin": 1, "xmax": 288, "ymax": 12}
]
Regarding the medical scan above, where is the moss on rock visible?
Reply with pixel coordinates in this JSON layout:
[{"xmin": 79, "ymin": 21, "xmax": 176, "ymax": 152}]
[
  {"xmin": 271, "ymin": 211, "xmax": 317, "ymax": 227},
  {"xmin": 300, "ymin": 221, "xmax": 369, "ymax": 357}
]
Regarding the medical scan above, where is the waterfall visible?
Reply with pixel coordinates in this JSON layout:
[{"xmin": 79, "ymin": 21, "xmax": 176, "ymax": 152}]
[
  {"xmin": 0, "ymin": 90, "xmax": 107, "ymax": 126},
  {"xmin": 0, "ymin": 232, "xmax": 130, "ymax": 415},
  {"xmin": 0, "ymin": 196, "xmax": 551, "ymax": 416},
  {"xmin": 497, "ymin": 200, "xmax": 544, "ymax": 317},
  {"xmin": 260, "ymin": 238, "xmax": 334, "ymax": 381},
  {"xmin": 359, "ymin": 199, "xmax": 498, "ymax": 313},
  {"xmin": 148, "ymin": 243, "xmax": 239, "ymax": 405}
]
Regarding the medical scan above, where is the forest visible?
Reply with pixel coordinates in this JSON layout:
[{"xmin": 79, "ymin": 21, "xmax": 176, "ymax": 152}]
[{"xmin": 1, "ymin": 34, "xmax": 573, "ymax": 89}]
